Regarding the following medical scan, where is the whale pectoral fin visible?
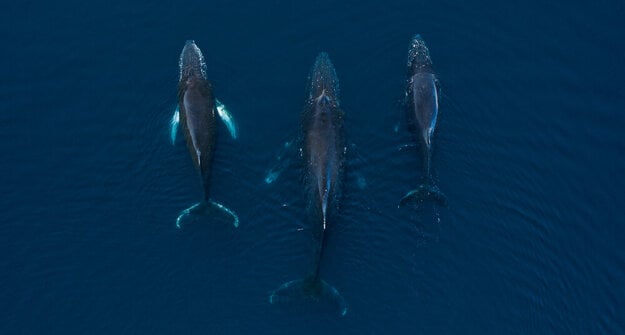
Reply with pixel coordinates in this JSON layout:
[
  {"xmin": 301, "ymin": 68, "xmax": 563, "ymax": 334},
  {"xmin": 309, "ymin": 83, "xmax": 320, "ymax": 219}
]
[
  {"xmin": 264, "ymin": 163, "xmax": 286, "ymax": 185},
  {"xmin": 354, "ymin": 172, "xmax": 367, "ymax": 190},
  {"xmin": 215, "ymin": 99, "xmax": 237, "ymax": 140},
  {"xmin": 393, "ymin": 122, "xmax": 401, "ymax": 133},
  {"xmin": 170, "ymin": 106, "xmax": 180, "ymax": 145},
  {"xmin": 265, "ymin": 139, "xmax": 297, "ymax": 184},
  {"xmin": 392, "ymin": 96, "xmax": 407, "ymax": 133},
  {"xmin": 345, "ymin": 143, "xmax": 368, "ymax": 190}
]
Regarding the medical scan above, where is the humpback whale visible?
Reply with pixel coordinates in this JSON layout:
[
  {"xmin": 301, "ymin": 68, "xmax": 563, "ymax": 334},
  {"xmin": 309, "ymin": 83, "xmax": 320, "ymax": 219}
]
[
  {"xmin": 399, "ymin": 35, "xmax": 446, "ymax": 206},
  {"xmin": 269, "ymin": 52, "xmax": 348, "ymax": 316},
  {"xmin": 173, "ymin": 40, "xmax": 238, "ymax": 228}
]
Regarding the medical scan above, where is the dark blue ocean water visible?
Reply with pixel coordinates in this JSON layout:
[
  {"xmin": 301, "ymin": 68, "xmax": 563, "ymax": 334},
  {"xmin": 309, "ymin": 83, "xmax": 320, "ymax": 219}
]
[{"xmin": 2, "ymin": 0, "xmax": 624, "ymax": 333}]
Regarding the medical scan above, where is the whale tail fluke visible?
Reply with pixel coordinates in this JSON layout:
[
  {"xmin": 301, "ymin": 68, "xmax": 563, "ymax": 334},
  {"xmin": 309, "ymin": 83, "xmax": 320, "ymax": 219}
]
[
  {"xmin": 269, "ymin": 275, "xmax": 348, "ymax": 317},
  {"xmin": 399, "ymin": 182, "xmax": 446, "ymax": 207},
  {"xmin": 175, "ymin": 200, "xmax": 239, "ymax": 229},
  {"xmin": 175, "ymin": 202, "xmax": 206, "ymax": 229},
  {"xmin": 209, "ymin": 200, "xmax": 239, "ymax": 228}
]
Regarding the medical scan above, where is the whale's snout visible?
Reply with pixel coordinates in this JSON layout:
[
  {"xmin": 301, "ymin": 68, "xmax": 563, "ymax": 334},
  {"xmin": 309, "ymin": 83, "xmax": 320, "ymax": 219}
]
[
  {"xmin": 313, "ymin": 52, "xmax": 332, "ymax": 70},
  {"xmin": 407, "ymin": 34, "xmax": 433, "ymax": 74},
  {"xmin": 309, "ymin": 52, "xmax": 339, "ymax": 101},
  {"xmin": 179, "ymin": 40, "xmax": 206, "ymax": 80}
]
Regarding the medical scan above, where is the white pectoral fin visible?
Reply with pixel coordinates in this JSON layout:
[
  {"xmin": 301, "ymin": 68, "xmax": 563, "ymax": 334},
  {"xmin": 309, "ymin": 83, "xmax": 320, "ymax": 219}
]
[
  {"xmin": 215, "ymin": 99, "xmax": 237, "ymax": 140},
  {"xmin": 170, "ymin": 106, "xmax": 180, "ymax": 145},
  {"xmin": 347, "ymin": 143, "xmax": 367, "ymax": 189},
  {"xmin": 264, "ymin": 140, "xmax": 295, "ymax": 184},
  {"xmin": 355, "ymin": 171, "xmax": 367, "ymax": 190}
]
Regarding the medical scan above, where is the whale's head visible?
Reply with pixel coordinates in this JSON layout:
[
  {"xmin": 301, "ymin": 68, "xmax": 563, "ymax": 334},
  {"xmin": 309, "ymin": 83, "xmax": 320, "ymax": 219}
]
[
  {"xmin": 407, "ymin": 34, "xmax": 433, "ymax": 75},
  {"xmin": 179, "ymin": 40, "xmax": 207, "ymax": 82},
  {"xmin": 309, "ymin": 52, "xmax": 340, "ymax": 104}
]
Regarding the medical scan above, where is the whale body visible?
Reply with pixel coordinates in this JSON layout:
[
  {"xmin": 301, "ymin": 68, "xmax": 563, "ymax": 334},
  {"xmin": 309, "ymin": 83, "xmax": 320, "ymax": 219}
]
[
  {"xmin": 269, "ymin": 52, "xmax": 347, "ymax": 316},
  {"xmin": 400, "ymin": 35, "xmax": 446, "ymax": 206},
  {"xmin": 174, "ymin": 41, "xmax": 238, "ymax": 228},
  {"xmin": 178, "ymin": 40, "xmax": 217, "ymax": 202}
]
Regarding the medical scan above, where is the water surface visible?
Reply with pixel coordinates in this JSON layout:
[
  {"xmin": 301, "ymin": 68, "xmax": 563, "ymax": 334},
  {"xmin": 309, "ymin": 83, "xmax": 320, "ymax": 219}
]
[{"xmin": 2, "ymin": 0, "xmax": 624, "ymax": 333}]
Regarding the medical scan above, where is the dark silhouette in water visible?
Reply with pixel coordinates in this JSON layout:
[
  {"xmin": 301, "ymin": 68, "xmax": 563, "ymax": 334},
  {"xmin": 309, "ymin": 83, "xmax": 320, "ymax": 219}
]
[
  {"xmin": 269, "ymin": 52, "xmax": 347, "ymax": 316},
  {"xmin": 399, "ymin": 34, "xmax": 446, "ymax": 206},
  {"xmin": 174, "ymin": 40, "xmax": 238, "ymax": 228}
]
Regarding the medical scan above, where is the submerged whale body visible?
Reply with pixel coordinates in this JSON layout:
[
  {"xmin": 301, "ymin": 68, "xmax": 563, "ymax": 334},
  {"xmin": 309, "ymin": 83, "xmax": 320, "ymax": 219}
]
[
  {"xmin": 174, "ymin": 40, "xmax": 238, "ymax": 228},
  {"xmin": 400, "ymin": 35, "xmax": 446, "ymax": 206},
  {"xmin": 269, "ymin": 52, "xmax": 347, "ymax": 316}
]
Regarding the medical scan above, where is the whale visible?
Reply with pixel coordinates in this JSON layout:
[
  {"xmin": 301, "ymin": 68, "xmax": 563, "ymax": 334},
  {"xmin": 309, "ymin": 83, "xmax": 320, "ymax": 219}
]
[
  {"xmin": 269, "ymin": 52, "xmax": 347, "ymax": 316},
  {"xmin": 173, "ymin": 40, "xmax": 238, "ymax": 228},
  {"xmin": 399, "ymin": 34, "xmax": 446, "ymax": 206}
]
